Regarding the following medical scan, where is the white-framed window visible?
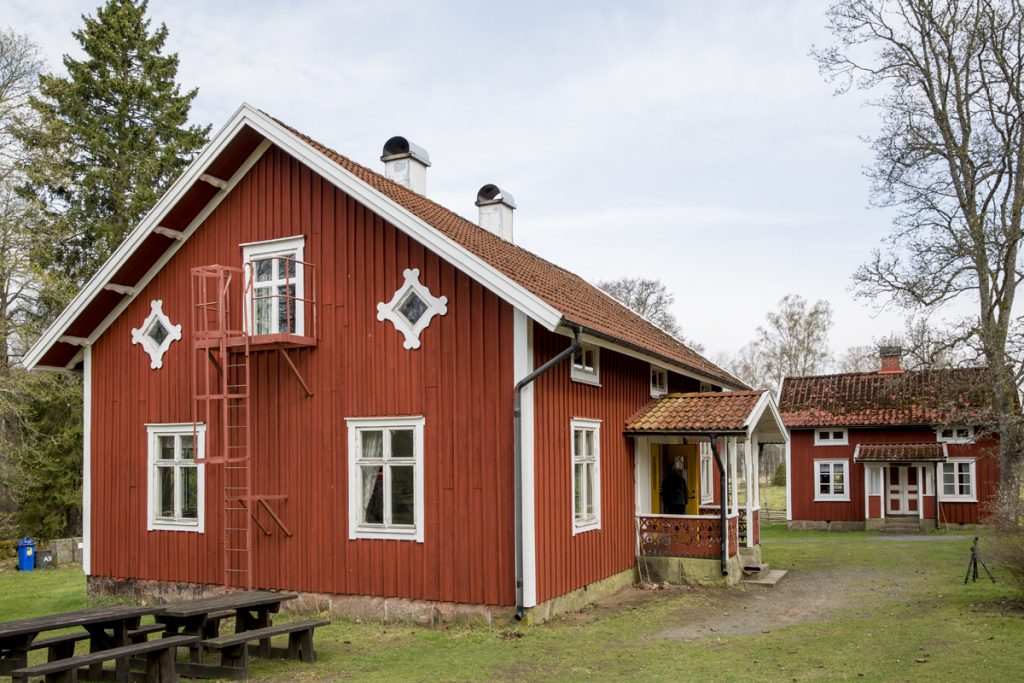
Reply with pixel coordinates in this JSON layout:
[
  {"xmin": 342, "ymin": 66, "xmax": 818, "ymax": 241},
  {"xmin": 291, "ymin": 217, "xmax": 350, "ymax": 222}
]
[
  {"xmin": 147, "ymin": 423, "xmax": 205, "ymax": 532},
  {"xmin": 376, "ymin": 268, "xmax": 448, "ymax": 350},
  {"xmin": 570, "ymin": 344, "xmax": 600, "ymax": 385},
  {"xmin": 940, "ymin": 458, "xmax": 976, "ymax": 501},
  {"xmin": 814, "ymin": 428, "xmax": 849, "ymax": 446},
  {"xmin": 346, "ymin": 416, "xmax": 425, "ymax": 542},
  {"xmin": 936, "ymin": 426, "xmax": 975, "ymax": 444},
  {"xmin": 867, "ymin": 466, "xmax": 883, "ymax": 496},
  {"xmin": 242, "ymin": 235, "xmax": 305, "ymax": 336},
  {"xmin": 814, "ymin": 459, "xmax": 849, "ymax": 501},
  {"xmin": 571, "ymin": 418, "xmax": 601, "ymax": 533},
  {"xmin": 650, "ymin": 365, "xmax": 668, "ymax": 397},
  {"xmin": 923, "ymin": 465, "xmax": 934, "ymax": 496},
  {"xmin": 699, "ymin": 442, "xmax": 713, "ymax": 504},
  {"xmin": 131, "ymin": 300, "xmax": 182, "ymax": 369}
]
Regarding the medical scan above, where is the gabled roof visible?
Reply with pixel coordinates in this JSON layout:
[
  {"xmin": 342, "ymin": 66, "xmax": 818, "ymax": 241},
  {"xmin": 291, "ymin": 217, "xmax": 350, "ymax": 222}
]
[
  {"xmin": 779, "ymin": 367, "xmax": 993, "ymax": 429},
  {"xmin": 853, "ymin": 443, "xmax": 947, "ymax": 463},
  {"xmin": 624, "ymin": 390, "xmax": 787, "ymax": 442},
  {"xmin": 25, "ymin": 104, "xmax": 744, "ymax": 389}
]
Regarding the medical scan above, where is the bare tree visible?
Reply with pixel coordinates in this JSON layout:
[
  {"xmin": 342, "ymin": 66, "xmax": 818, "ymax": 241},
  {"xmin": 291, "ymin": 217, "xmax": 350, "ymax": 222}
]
[
  {"xmin": 0, "ymin": 29, "xmax": 43, "ymax": 370},
  {"xmin": 815, "ymin": 0, "xmax": 1024, "ymax": 511},
  {"xmin": 597, "ymin": 276, "xmax": 702, "ymax": 349},
  {"xmin": 760, "ymin": 294, "xmax": 833, "ymax": 395},
  {"xmin": 837, "ymin": 345, "xmax": 879, "ymax": 373}
]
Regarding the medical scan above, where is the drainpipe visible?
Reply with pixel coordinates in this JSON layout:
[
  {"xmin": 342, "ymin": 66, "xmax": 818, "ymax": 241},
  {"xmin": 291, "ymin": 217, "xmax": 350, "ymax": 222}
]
[
  {"xmin": 708, "ymin": 433, "xmax": 728, "ymax": 576},
  {"xmin": 513, "ymin": 325, "xmax": 582, "ymax": 621}
]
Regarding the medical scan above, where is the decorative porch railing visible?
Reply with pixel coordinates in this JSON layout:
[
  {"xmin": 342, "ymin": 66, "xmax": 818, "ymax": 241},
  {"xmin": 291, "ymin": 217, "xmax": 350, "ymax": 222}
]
[
  {"xmin": 701, "ymin": 506, "xmax": 761, "ymax": 547},
  {"xmin": 637, "ymin": 515, "xmax": 739, "ymax": 559}
]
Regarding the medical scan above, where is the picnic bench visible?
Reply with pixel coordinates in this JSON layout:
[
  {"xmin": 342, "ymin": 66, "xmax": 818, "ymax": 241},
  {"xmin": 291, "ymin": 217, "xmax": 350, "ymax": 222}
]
[
  {"xmin": 0, "ymin": 605, "xmax": 159, "ymax": 677},
  {"xmin": 10, "ymin": 634, "xmax": 198, "ymax": 683},
  {"xmin": 200, "ymin": 619, "xmax": 329, "ymax": 679}
]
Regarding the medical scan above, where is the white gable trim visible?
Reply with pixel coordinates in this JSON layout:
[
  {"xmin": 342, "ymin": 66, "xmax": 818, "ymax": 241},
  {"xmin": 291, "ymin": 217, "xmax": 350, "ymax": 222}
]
[
  {"xmin": 744, "ymin": 391, "xmax": 788, "ymax": 442},
  {"xmin": 26, "ymin": 103, "xmax": 562, "ymax": 370}
]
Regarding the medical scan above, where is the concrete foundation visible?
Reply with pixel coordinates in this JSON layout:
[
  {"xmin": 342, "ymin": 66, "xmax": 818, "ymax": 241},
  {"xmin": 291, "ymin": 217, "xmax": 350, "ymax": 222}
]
[
  {"xmin": 522, "ymin": 567, "xmax": 638, "ymax": 625},
  {"xmin": 787, "ymin": 520, "xmax": 866, "ymax": 532},
  {"xmin": 637, "ymin": 554, "xmax": 743, "ymax": 586}
]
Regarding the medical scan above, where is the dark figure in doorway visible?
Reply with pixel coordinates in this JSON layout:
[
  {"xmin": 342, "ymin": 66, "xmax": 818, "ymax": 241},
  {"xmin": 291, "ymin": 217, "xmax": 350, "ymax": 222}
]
[{"xmin": 660, "ymin": 463, "xmax": 689, "ymax": 514}]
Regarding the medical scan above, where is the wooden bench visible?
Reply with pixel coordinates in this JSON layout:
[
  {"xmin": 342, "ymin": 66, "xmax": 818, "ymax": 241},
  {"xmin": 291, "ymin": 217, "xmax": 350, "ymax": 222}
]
[
  {"xmin": 127, "ymin": 622, "xmax": 165, "ymax": 644},
  {"xmin": 27, "ymin": 632, "xmax": 92, "ymax": 661},
  {"xmin": 200, "ymin": 609, "xmax": 235, "ymax": 639},
  {"xmin": 200, "ymin": 619, "xmax": 329, "ymax": 679},
  {"xmin": 11, "ymin": 635, "xmax": 198, "ymax": 683}
]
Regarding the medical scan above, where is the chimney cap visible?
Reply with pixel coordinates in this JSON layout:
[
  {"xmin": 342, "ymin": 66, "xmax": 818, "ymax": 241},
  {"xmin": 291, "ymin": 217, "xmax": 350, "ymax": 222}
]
[
  {"xmin": 475, "ymin": 183, "xmax": 516, "ymax": 209},
  {"xmin": 381, "ymin": 136, "xmax": 431, "ymax": 166}
]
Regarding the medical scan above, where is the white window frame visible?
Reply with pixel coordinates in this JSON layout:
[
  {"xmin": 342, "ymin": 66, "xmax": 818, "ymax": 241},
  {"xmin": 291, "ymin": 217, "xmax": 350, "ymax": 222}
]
[
  {"xmin": 699, "ymin": 443, "xmax": 714, "ymax": 504},
  {"xmin": 867, "ymin": 466, "xmax": 883, "ymax": 496},
  {"xmin": 922, "ymin": 465, "xmax": 934, "ymax": 496},
  {"xmin": 571, "ymin": 344, "xmax": 600, "ymax": 386},
  {"xmin": 241, "ymin": 235, "xmax": 306, "ymax": 337},
  {"xmin": 570, "ymin": 418, "xmax": 601, "ymax": 534},
  {"xmin": 650, "ymin": 365, "xmax": 668, "ymax": 398},
  {"xmin": 814, "ymin": 459, "xmax": 849, "ymax": 501},
  {"xmin": 936, "ymin": 426, "xmax": 975, "ymax": 444},
  {"xmin": 376, "ymin": 268, "xmax": 448, "ymax": 350},
  {"xmin": 940, "ymin": 458, "xmax": 976, "ymax": 502},
  {"xmin": 346, "ymin": 416, "xmax": 425, "ymax": 542},
  {"xmin": 147, "ymin": 423, "xmax": 205, "ymax": 532},
  {"xmin": 131, "ymin": 300, "xmax": 182, "ymax": 369},
  {"xmin": 814, "ymin": 428, "xmax": 849, "ymax": 446}
]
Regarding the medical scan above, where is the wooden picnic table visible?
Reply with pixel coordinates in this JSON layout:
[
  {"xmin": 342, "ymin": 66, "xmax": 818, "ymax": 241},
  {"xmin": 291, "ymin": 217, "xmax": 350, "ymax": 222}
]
[
  {"xmin": 155, "ymin": 590, "xmax": 297, "ymax": 678},
  {"xmin": 0, "ymin": 604, "xmax": 158, "ymax": 677}
]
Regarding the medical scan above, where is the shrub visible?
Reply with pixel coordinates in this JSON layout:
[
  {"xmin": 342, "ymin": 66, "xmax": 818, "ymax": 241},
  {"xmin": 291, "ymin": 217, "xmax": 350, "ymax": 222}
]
[
  {"xmin": 772, "ymin": 460, "xmax": 786, "ymax": 487},
  {"xmin": 989, "ymin": 529, "xmax": 1024, "ymax": 595}
]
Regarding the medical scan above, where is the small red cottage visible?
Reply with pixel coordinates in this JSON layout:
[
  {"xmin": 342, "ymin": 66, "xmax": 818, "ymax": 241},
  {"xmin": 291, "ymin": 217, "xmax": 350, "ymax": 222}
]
[
  {"xmin": 779, "ymin": 348, "xmax": 999, "ymax": 531},
  {"xmin": 25, "ymin": 104, "xmax": 785, "ymax": 623}
]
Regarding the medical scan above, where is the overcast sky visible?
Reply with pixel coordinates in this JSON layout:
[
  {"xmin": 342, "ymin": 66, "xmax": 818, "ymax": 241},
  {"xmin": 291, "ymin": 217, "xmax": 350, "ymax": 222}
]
[{"xmin": 7, "ymin": 0, "xmax": 945, "ymax": 361}]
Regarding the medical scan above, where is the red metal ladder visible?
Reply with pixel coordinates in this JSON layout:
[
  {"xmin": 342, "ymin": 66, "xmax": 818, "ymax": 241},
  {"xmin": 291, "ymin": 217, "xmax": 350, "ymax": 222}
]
[{"xmin": 191, "ymin": 266, "xmax": 254, "ymax": 589}]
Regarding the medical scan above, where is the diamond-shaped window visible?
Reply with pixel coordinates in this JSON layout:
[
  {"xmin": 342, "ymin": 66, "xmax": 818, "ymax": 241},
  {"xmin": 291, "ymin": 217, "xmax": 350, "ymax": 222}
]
[
  {"xmin": 377, "ymin": 269, "xmax": 448, "ymax": 350},
  {"xmin": 131, "ymin": 300, "xmax": 182, "ymax": 369}
]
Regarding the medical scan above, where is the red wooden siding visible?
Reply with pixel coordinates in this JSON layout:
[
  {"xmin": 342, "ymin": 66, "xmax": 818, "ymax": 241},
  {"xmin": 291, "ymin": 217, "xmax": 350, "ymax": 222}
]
[
  {"xmin": 790, "ymin": 428, "xmax": 999, "ymax": 524},
  {"xmin": 90, "ymin": 145, "xmax": 517, "ymax": 606},
  {"xmin": 531, "ymin": 327, "xmax": 650, "ymax": 604}
]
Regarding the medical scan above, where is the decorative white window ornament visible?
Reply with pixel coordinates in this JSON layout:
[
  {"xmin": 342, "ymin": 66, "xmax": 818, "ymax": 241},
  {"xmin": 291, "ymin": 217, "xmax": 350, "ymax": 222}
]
[
  {"xmin": 131, "ymin": 300, "xmax": 182, "ymax": 369},
  {"xmin": 376, "ymin": 269, "xmax": 448, "ymax": 349}
]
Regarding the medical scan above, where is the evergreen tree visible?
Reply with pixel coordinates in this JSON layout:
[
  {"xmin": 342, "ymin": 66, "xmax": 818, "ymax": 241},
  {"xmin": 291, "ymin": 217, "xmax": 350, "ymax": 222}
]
[{"xmin": 18, "ymin": 0, "xmax": 209, "ymax": 303}]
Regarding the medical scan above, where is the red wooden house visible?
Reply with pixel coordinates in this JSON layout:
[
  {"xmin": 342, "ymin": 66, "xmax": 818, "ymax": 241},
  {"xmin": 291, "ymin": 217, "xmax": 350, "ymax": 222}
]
[
  {"xmin": 26, "ymin": 104, "xmax": 785, "ymax": 622},
  {"xmin": 779, "ymin": 348, "xmax": 998, "ymax": 532}
]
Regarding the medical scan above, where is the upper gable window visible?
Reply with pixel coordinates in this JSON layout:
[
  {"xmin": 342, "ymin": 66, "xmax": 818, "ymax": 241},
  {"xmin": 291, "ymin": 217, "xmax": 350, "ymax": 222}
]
[
  {"xmin": 650, "ymin": 365, "xmax": 668, "ymax": 397},
  {"xmin": 936, "ymin": 426, "xmax": 974, "ymax": 444},
  {"xmin": 376, "ymin": 268, "xmax": 448, "ymax": 349},
  {"xmin": 131, "ymin": 300, "xmax": 182, "ymax": 369},
  {"xmin": 571, "ymin": 344, "xmax": 600, "ymax": 385},
  {"xmin": 241, "ymin": 236, "xmax": 305, "ymax": 336},
  {"xmin": 814, "ymin": 429, "xmax": 848, "ymax": 446}
]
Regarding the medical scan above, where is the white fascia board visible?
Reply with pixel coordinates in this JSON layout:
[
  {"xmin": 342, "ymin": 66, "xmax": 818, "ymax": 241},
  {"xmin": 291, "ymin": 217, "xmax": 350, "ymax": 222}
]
[
  {"xmin": 745, "ymin": 391, "xmax": 788, "ymax": 442},
  {"xmin": 566, "ymin": 327, "xmax": 745, "ymax": 391},
  {"xmin": 238, "ymin": 107, "xmax": 563, "ymax": 332},
  {"xmin": 24, "ymin": 103, "xmax": 263, "ymax": 370}
]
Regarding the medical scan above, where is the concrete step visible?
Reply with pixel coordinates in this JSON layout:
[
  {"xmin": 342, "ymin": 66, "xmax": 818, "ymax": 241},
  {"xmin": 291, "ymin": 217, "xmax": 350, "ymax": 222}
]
[
  {"xmin": 742, "ymin": 562, "xmax": 769, "ymax": 576},
  {"xmin": 741, "ymin": 568, "xmax": 787, "ymax": 588}
]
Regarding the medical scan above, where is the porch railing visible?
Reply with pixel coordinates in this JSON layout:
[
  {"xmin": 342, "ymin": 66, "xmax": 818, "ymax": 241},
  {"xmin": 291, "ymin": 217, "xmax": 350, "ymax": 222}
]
[
  {"xmin": 700, "ymin": 506, "xmax": 761, "ymax": 547},
  {"xmin": 637, "ymin": 514, "xmax": 739, "ymax": 559}
]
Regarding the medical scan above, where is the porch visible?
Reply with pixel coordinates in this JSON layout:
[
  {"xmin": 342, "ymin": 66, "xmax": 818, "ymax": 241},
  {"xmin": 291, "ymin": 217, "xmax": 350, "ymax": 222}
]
[
  {"xmin": 625, "ymin": 390, "xmax": 786, "ymax": 583},
  {"xmin": 854, "ymin": 443, "xmax": 947, "ymax": 532}
]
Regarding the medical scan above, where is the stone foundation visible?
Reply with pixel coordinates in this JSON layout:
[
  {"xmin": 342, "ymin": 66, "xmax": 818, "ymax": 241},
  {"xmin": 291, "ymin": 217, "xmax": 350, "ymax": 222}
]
[
  {"xmin": 787, "ymin": 520, "xmax": 865, "ymax": 532},
  {"xmin": 865, "ymin": 519, "xmax": 884, "ymax": 531},
  {"xmin": 637, "ymin": 554, "xmax": 743, "ymax": 586},
  {"xmin": 87, "ymin": 575, "xmax": 513, "ymax": 626},
  {"xmin": 522, "ymin": 567, "xmax": 638, "ymax": 625}
]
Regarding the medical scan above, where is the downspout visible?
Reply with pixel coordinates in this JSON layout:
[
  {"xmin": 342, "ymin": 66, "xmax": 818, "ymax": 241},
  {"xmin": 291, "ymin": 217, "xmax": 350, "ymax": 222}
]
[
  {"xmin": 708, "ymin": 433, "xmax": 728, "ymax": 576},
  {"xmin": 513, "ymin": 325, "xmax": 582, "ymax": 621}
]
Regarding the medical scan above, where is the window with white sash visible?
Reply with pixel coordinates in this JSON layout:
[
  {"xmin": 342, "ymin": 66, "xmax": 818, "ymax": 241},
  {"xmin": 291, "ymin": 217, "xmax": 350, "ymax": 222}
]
[
  {"xmin": 814, "ymin": 459, "xmax": 849, "ymax": 501},
  {"xmin": 571, "ymin": 419, "xmax": 601, "ymax": 533},
  {"xmin": 242, "ymin": 236, "xmax": 305, "ymax": 336},
  {"xmin": 941, "ymin": 459, "xmax": 976, "ymax": 501},
  {"xmin": 147, "ymin": 424, "xmax": 205, "ymax": 532}
]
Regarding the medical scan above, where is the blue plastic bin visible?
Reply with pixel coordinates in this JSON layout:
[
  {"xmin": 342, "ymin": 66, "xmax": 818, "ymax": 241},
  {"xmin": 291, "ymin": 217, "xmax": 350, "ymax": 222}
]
[{"xmin": 16, "ymin": 537, "xmax": 35, "ymax": 572}]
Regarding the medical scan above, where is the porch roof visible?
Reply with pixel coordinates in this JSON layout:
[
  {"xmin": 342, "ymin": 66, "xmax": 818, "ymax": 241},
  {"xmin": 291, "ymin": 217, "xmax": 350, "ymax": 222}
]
[
  {"xmin": 624, "ymin": 390, "xmax": 787, "ymax": 443},
  {"xmin": 853, "ymin": 443, "xmax": 948, "ymax": 463}
]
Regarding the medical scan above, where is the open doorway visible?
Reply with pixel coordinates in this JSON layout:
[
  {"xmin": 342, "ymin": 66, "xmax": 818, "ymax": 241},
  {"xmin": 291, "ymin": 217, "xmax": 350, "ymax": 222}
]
[{"xmin": 650, "ymin": 443, "xmax": 699, "ymax": 515}]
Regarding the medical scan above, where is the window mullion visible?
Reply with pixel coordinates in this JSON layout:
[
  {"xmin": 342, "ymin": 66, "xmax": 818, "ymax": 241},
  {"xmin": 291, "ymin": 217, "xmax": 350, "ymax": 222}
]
[{"xmin": 383, "ymin": 430, "xmax": 392, "ymax": 528}]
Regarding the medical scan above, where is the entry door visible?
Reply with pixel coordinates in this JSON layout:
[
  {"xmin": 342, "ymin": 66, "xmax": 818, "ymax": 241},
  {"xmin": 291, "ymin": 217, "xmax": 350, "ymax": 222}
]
[{"xmin": 887, "ymin": 466, "xmax": 919, "ymax": 515}]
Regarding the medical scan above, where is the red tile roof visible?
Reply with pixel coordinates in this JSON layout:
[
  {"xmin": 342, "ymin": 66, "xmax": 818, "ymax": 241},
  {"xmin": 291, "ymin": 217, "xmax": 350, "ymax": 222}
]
[
  {"xmin": 854, "ymin": 443, "xmax": 946, "ymax": 463},
  {"xmin": 779, "ymin": 367, "xmax": 992, "ymax": 428},
  {"xmin": 624, "ymin": 391, "xmax": 765, "ymax": 433},
  {"xmin": 282, "ymin": 122, "xmax": 746, "ymax": 390}
]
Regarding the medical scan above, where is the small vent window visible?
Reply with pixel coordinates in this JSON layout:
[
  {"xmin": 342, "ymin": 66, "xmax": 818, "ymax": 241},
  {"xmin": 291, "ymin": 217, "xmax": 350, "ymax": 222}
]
[
  {"xmin": 377, "ymin": 268, "xmax": 448, "ymax": 349},
  {"xmin": 131, "ymin": 300, "xmax": 182, "ymax": 369}
]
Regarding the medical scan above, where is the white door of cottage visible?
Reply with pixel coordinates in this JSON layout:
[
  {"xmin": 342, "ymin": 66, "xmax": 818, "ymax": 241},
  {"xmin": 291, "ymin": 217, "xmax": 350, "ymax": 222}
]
[{"xmin": 886, "ymin": 466, "xmax": 919, "ymax": 515}]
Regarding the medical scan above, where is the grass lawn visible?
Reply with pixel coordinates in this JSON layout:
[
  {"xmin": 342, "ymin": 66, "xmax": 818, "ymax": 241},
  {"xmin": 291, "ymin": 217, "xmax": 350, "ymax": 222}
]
[
  {"xmin": 1, "ymin": 528, "xmax": 1021, "ymax": 681},
  {"xmin": 760, "ymin": 483, "xmax": 786, "ymax": 514}
]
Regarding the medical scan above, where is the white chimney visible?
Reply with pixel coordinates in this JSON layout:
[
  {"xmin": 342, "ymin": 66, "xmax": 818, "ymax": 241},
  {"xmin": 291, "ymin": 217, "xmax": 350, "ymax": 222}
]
[
  {"xmin": 475, "ymin": 184, "xmax": 516, "ymax": 242},
  {"xmin": 381, "ymin": 136, "xmax": 430, "ymax": 195}
]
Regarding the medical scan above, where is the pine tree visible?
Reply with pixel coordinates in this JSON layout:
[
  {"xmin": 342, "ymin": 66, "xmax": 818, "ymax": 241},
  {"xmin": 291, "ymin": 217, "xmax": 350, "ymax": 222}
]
[{"xmin": 18, "ymin": 0, "xmax": 210, "ymax": 301}]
